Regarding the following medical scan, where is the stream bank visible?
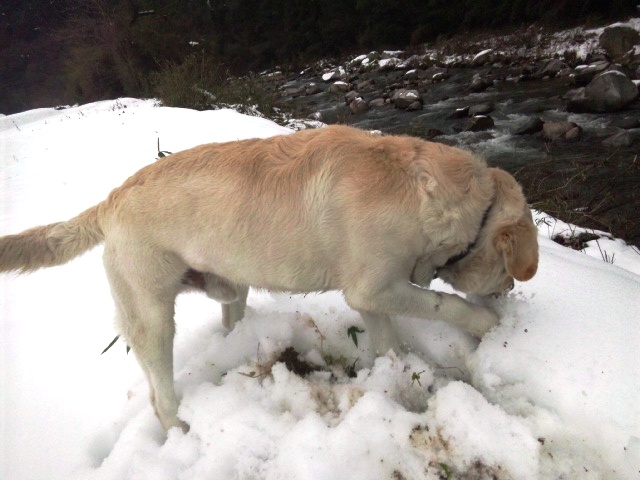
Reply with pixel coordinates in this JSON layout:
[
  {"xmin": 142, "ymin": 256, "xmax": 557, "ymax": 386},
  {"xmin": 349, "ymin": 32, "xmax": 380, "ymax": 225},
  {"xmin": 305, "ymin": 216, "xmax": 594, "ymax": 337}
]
[{"xmin": 264, "ymin": 21, "xmax": 640, "ymax": 246}]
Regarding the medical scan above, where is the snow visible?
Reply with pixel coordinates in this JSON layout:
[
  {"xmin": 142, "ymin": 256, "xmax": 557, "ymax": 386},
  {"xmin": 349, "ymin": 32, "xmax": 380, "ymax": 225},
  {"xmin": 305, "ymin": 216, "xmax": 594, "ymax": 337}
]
[{"xmin": 2, "ymin": 99, "xmax": 640, "ymax": 480}]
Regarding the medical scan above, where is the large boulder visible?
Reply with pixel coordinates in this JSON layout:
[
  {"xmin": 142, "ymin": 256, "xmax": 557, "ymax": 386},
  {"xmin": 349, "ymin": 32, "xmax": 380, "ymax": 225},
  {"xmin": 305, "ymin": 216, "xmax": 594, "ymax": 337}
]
[
  {"xmin": 565, "ymin": 71, "xmax": 638, "ymax": 113},
  {"xmin": 599, "ymin": 26, "xmax": 640, "ymax": 61}
]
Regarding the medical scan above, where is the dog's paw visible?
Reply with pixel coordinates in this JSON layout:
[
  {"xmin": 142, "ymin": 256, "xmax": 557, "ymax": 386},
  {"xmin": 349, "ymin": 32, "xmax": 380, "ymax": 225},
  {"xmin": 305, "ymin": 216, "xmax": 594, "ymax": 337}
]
[{"xmin": 468, "ymin": 306, "xmax": 500, "ymax": 338}]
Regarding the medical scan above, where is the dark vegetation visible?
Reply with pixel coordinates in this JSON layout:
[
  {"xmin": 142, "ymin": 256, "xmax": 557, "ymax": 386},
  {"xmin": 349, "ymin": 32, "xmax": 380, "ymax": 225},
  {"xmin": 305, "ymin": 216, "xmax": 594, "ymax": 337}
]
[{"xmin": 1, "ymin": 0, "xmax": 635, "ymax": 114}]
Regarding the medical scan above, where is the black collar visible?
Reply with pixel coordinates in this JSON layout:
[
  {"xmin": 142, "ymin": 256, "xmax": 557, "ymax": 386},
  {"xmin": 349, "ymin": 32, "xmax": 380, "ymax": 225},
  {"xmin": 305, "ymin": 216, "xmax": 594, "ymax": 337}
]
[{"xmin": 438, "ymin": 200, "xmax": 493, "ymax": 273}]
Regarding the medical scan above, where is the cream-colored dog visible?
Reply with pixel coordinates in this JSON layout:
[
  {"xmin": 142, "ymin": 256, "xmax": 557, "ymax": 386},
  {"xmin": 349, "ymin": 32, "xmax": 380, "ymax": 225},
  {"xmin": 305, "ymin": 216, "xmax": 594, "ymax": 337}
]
[{"xmin": 0, "ymin": 125, "xmax": 538, "ymax": 432}]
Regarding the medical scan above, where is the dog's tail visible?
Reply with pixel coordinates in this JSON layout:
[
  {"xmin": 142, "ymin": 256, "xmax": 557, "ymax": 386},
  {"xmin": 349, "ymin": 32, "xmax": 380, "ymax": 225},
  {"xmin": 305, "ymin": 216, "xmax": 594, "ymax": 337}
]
[{"xmin": 0, "ymin": 205, "xmax": 104, "ymax": 273}]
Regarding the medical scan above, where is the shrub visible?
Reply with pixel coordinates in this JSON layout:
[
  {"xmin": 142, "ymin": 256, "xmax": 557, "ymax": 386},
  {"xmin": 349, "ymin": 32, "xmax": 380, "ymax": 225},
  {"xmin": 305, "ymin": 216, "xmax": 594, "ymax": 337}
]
[{"xmin": 152, "ymin": 52, "xmax": 278, "ymax": 118}]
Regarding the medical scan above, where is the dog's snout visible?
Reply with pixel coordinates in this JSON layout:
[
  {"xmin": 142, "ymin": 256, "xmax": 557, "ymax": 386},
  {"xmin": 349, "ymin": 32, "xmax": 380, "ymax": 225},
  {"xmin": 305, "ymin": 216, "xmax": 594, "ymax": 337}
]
[{"xmin": 491, "ymin": 278, "xmax": 514, "ymax": 297}]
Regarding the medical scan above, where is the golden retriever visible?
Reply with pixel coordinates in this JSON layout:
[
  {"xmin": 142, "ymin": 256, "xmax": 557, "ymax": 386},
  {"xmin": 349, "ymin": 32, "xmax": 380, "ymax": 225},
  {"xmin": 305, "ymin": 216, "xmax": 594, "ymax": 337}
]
[{"xmin": 0, "ymin": 125, "xmax": 538, "ymax": 432}]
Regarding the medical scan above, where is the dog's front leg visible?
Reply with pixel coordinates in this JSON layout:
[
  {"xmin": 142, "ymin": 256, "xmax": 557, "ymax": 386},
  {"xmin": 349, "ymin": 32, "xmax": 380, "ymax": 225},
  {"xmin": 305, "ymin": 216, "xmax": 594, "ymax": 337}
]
[
  {"xmin": 358, "ymin": 311, "xmax": 400, "ymax": 355},
  {"xmin": 346, "ymin": 280, "xmax": 499, "ymax": 339}
]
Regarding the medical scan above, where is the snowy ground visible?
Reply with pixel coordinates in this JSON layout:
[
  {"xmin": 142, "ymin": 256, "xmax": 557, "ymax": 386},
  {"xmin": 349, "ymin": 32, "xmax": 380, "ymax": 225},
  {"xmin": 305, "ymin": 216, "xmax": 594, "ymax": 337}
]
[{"xmin": 1, "ymin": 99, "xmax": 639, "ymax": 480}]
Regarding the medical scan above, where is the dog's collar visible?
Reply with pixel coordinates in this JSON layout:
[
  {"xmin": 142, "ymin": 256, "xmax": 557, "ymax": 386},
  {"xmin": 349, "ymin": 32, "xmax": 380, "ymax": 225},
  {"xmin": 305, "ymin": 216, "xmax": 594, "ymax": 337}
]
[{"xmin": 436, "ymin": 200, "xmax": 494, "ymax": 276}]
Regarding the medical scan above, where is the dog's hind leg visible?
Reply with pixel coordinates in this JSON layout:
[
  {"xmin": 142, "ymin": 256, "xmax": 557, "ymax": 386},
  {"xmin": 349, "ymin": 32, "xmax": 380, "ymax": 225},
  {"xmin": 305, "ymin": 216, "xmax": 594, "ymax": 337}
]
[
  {"xmin": 103, "ymin": 243, "xmax": 187, "ymax": 432},
  {"xmin": 221, "ymin": 284, "xmax": 249, "ymax": 330}
]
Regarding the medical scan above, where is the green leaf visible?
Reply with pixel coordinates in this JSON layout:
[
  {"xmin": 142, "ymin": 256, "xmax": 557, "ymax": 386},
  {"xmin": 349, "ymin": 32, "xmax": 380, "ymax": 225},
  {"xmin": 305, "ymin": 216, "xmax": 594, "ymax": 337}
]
[
  {"xmin": 347, "ymin": 326, "xmax": 365, "ymax": 347},
  {"xmin": 439, "ymin": 463, "xmax": 452, "ymax": 479}
]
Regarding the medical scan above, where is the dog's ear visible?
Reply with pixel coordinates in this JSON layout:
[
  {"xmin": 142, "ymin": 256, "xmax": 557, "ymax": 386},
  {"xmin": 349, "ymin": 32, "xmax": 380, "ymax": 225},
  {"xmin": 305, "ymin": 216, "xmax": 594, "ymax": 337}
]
[{"xmin": 493, "ymin": 223, "xmax": 538, "ymax": 281}]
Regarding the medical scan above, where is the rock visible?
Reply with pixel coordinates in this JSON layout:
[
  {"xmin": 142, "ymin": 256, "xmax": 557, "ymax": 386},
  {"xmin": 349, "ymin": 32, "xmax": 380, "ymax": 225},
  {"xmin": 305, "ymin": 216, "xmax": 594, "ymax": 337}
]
[
  {"xmin": 406, "ymin": 101, "xmax": 423, "ymax": 111},
  {"xmin": 356, "ymin": 79, "xmax": 374, "ymax": 91},
  {"xmin": 329, "ymin": 81, "xmax": 349, "ymax": 94},
  {"xmin": 470, "ymin": 75, "xmax": 491, "ymax": 93},
  {"xmin": 543, "ymin": 121, "xmax": 581, "ymax": 141},
  {"xmin": 404, "ymin": 69, "xmax": 423, "ymax": 81},
  {"xmin": 450, "ymin": 106, "xmax": 470, "ymax": 118},
  {"xmin": 471, "ymin": 49, "xmax": 493, "ymax": 66},
  {"xmin": 368, "ymin": 98, "xmax": 387, "ymax": 108},
  {"xmin": 573, "ymin": 60, "xmax": 610, "ymax": 85},
  {"xmin": 391, "ymin": 89, "xmax": 423, "ymax": 109},
  {"xmin": 344, "ymin": 91, "xmax": 360, "ymax": 105},
  {"xmin": 399, "ymin": 55, "xmax": 424, "ymax": 70},
  {"xmin": 367, "ymin": 51, "xmax": 381, "ymax": 62},
  {"xmin": 599, "ymin": 26, "xmax": 640, "ymax": 61},
  {"xmin": 612, "ymin": 117, "xmax": 640, "ymax": 129},
  {"xmin": 513, "ymin": 117, "xmax": 544, "ymax": 135},
  {"xmin": 432, "ymin": 72, "xmax": 449, "ymax": 82},
  {"xmin": 468, "ymin": 103, "xmax": 494, "ymax": 116},
  {"xmin": 564, "ymin": 126, "xmax": 582, "ymax": 142},
  {"xmin": 602, "ymin": 129, "xmax": 634, "ymax": 147},
  {"xmin": 349, "ymin": 97, "xmax": 369, "ymax": 114},
  {"xmin": 381, "ymin": 50, "xmax": 404, "ymax": 59},
  {"xmin": 536, "ymin": 59, "xmax": 565, "ymax": 79},
  {"xmin": 305, "ymin": 84, "xmax": 322, "ymax": 95},
  {"xmin": 284, "ymin": 86, "xmax": 306, "ymax": 98},
  {"xmin": 425, "ymin": 128, "xmax": 444, "ymax": 139},
  {"xmin": 379, "ymin": 57, "xmax": 401, "ymax": 71},
  {"xmin": 566, "ymin": 71, "xmax": 639, "ymax": 113},
  {"xmin": 424, "ymin": 66, "xmax": 448, "ymax": 81},
  {"xmin": 322, "ymin": 70, "xmax": 342, "ymax": 82},
  {"xmin": 464, "ymin": 115, "xmax": 494, "ymax": 132}
]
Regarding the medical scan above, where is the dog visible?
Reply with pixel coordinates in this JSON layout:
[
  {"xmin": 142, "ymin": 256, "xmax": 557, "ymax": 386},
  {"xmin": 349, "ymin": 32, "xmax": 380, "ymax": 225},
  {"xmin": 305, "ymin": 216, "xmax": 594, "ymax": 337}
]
[{"xmin": 0, "ymin": 125, "xmax": 538, "ymax": 432}]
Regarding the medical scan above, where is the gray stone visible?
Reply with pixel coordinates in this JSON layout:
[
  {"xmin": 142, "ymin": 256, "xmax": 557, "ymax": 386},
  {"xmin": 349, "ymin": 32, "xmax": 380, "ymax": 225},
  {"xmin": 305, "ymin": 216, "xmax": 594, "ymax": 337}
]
[
  {"xmin": 471, "ymin": 49, "xmax": 493, "ymax": 66},
  {"xmin": 599, "ymin": 26, "xmax": 640, "ymax": 61},
  {"xmin": 450, "ymin": 106, "xmax": 470, "ymax": 118},
  {"xmin": 573, "ymin": 60, "xmax": 610, "ymax": 85},
  {"xmin": 284, "ymin": 86, "xmax": 306, "ymax": 98},
  {"xmin": 424, "ymin": 66, "xmax": 448, "ymax": 81},
  {"xmin": 305, "ymin": 84, "xmax": 322, "ymax": 95},
  {"xmin": 513, "ymin": 117, "xmax": 544, "ymax": 135},
  {"xmin": 536, "ymin": 59, "xmax": 565, "ymax": 78},
  {"xmin": 392, "ymin": 89, "xmax": 423, "ymax": 109},
  {"xmin": 432, "ymin": 72, "xmax": 449, "ymax": 82},
  {"xmin": 464, "ymin": 115, "xmax": 494, "ymax": 132},
  {"xmin": 349, "ymin": 97, "xmax": 369, "ymax": 114},
  {"xmin": 356, "ymin": 79, "xmax": 375, "ymax": 91},
  {"xmin": 602, "ymin": 129, "xmax": 633, "ymax": 147},
  {"xmin": 329, "ymin": 81, "xmax": 349, "ymax": 94},
  {"xmin": 565, "ymin": 71, "xmax": 639, "ymax": 113},
  {"xmin": 368, "ymin": 98, "xmax": 387, "ymax": 108},
  {"xmin": 470, "ymin": 75, "xmax": 491, "ymax": 93},
  {"xmin": 468, "ymin": 103, "xmax": 494, "ymax": 116},
  {"xmin": 584, "ymin": 71, "xmax": 639, "ymax": 112},
  {"xmin": 344, "ymin": 91, "xmax": 360, "ymax": 105},
  {"xmin": 612, "ymin": 117, "xmax": 640, "ymax": 129},
  {"xmin": 425, "ymin": 128, "xmax": 444, "ymax": 139}
]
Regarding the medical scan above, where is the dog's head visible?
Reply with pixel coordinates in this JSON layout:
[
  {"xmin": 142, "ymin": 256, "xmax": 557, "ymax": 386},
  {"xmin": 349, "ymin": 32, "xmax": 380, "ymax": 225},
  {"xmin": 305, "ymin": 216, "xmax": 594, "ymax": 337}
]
[{"xmin": 437, "ymin": 168, "xmax": 539, "ymax": 296}]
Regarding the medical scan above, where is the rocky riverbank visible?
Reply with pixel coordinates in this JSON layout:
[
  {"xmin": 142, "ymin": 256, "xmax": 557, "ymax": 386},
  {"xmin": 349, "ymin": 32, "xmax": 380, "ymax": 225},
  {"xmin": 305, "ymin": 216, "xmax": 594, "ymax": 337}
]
[{"xmin": 261, "ymin": 21, "xmax": 640, "ymax": 247}]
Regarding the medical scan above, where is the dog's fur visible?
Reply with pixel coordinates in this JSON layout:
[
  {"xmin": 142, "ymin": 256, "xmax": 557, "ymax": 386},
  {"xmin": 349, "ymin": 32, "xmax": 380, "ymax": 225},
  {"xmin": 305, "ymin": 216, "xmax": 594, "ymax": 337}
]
[{"xmin": 0, "ymin": 125, "xmax": 538, "ymax": 432}]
